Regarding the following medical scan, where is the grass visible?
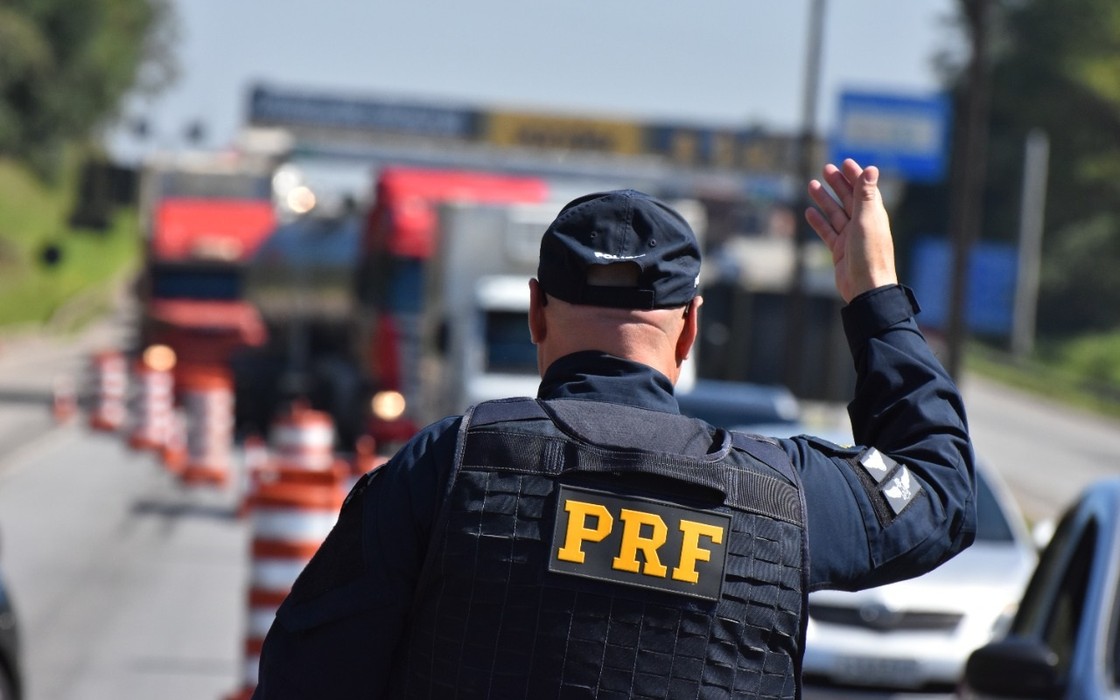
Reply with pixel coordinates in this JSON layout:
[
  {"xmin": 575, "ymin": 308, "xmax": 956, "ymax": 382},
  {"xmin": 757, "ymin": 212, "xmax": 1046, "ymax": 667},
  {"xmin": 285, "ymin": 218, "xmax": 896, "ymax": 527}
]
[
  {"xmin": 0, "ymin": 156, "xmax": 141, "ymax": 336},
  {"xmin": 966, "ymin": 339, "xmax": 1120, "ymax": 421}
]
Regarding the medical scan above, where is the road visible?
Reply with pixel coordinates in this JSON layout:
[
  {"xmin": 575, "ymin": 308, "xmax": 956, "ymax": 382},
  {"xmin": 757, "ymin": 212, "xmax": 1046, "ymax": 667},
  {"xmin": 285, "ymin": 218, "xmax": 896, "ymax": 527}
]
[
  {"xmin": 958, "ymin": 371, "xmax": 1120, "ymax": 524},
  {"xmin": 0, "ymin": 425, "xmax": 248, "ymax": 700},
  {"xmin": 0, "ymin": 307, "xmax": 1117, "ymax": 699},
  {"xmin": 0, "ymin": 302, "xmax": 252, "ymax": 700}
]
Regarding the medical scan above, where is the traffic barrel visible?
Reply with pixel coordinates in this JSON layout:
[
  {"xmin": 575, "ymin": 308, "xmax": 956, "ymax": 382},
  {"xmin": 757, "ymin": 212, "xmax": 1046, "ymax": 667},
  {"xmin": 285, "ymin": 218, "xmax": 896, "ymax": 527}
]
[
  {"xmin": 87, "ymin": 350, "xmax": 128, "ymax": 432},
  {"xmin": 241, "ymin": 406, "xmax": 350, "ymax": 512},
  {"xmin": 126, "ymin": 358, "xmax": 175, "ymax": 452},
  {"xmin": 51, "ymin": 374, "xmax": 78, "ymax": 424},
  {"xmin": 228, "ymin": 472, "xmax": 345, "ymax": 699},
  {"xmin": 160, "ymin": 409, "xmax": 188, "ymax": 476},
  {"xmin": 236, "ymin": 434, "xmax": 271, "ymax": 518},
  {"xmin": 269, "ymin": 403, "xmax": 337, "ymax": 471},
  {"xmin": 178, "ymin": 365, "xmax": 236, "ymax": 486}
]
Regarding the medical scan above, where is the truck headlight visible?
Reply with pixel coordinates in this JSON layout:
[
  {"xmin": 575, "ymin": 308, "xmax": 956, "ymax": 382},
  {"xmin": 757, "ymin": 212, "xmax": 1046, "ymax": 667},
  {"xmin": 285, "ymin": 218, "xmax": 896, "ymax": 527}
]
[
  {"xmin": 142, "ymin": 344, "xmax": 177, "ymax": 372},
  {"xmin": 371, "ymin": 390, "xmax": 406, "ymax": 421},
  {"xmin": 286, "ymin": 185, "xmax": 317, "ymax": 214}
]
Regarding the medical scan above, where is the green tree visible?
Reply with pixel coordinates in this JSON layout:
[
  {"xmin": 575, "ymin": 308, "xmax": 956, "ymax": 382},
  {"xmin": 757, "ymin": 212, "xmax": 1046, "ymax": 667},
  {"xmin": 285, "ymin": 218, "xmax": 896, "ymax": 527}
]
[
  {"xmin": 0, "ymin": 0, "xmax": 177, "ymax": 177},
  {"xmin": 898, "ymin": 0, "xmax": 1120, "ymax": 339},
  {"xmin": 976, "ymin": 0, "xmax": 1120, "ymax": 336}
]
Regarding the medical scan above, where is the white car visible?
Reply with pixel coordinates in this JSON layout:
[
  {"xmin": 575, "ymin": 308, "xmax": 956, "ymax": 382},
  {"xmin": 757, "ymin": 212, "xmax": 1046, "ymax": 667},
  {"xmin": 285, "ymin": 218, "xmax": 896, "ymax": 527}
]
[{"xmin": 801, "ymin": 463, "xmax": 1038, "ymax": 693}]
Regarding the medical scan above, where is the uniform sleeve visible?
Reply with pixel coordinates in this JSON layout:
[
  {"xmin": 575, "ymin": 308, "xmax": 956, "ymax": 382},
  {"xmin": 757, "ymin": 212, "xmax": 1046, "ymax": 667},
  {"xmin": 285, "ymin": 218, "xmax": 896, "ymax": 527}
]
[
  {"xmin": 251, "ymin": 417, "xmax": 461, "ymax": 699},
  {"xmin": 784, "ymin": 284, "xmax": 977, "ymax": 592}
]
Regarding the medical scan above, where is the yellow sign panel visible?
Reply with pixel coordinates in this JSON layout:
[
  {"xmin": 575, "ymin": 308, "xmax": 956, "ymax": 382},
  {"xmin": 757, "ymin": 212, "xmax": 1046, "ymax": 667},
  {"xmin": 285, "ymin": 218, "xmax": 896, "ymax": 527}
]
[{"xmin": 485, "ymin": 112, "xmax": 645, "ymax": 155}]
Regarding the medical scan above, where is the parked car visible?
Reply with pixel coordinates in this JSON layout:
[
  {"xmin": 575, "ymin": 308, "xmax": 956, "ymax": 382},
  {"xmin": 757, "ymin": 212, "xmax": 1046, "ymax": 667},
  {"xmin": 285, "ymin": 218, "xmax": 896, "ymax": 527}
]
[
  {"xmin": 0, "ymin": 531, "xmax": 22, "ymax": 700},
  {"xmin": 801, "ymin": 463, "xmax": 1038, "ymax": 693},
  {"xmin": 675, "ymin": 379, "xmax": 800, "ymax": 429},
  {"xmin": 958, "ymin": 477, "xmax": 1120, "ymax": 700}
]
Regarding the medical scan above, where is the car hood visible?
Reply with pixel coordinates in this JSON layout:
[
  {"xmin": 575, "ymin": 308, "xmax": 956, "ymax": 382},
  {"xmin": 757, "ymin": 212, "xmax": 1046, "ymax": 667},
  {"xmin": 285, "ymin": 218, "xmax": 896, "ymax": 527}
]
[{"xmin": 811, "ymin": 542, "xmax": 1036, "ymax": 610}]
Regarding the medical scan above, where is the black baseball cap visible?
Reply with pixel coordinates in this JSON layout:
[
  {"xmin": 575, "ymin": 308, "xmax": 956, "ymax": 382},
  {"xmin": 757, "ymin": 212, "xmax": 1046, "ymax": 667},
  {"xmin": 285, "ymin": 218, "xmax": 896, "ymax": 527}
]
[{"xmin": 537, "ymin": 189, "xmax": 701, "ymax": 310}]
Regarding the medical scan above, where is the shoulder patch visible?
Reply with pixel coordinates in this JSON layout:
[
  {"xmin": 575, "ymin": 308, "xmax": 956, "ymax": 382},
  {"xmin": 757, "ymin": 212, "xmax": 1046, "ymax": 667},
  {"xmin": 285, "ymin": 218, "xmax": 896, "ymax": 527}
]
[
  {"xmin": 881, "ymin": 465, "xmax": 920, "ymax": 515},
  {"xmin": 857, "ymin": 447, "xmax": 896, "ymax": 483},
  {"xmin": 855, "ymin": 447, "xmax": 923, "ymax": 520}
]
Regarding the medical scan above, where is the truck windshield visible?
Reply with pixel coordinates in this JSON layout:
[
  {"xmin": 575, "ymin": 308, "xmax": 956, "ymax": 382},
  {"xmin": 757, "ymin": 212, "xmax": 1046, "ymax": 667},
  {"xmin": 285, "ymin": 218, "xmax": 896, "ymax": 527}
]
[
  {"xmin": 484, "ymin": 310, "xmax": 536, "ymax": 374},
  {"xmin": 149, "ymin": 266, "xmax": 243, "ymax": 301},
  {"xmin": 155, "ymin": 171, "xmax": 271, "ymax": 200}
]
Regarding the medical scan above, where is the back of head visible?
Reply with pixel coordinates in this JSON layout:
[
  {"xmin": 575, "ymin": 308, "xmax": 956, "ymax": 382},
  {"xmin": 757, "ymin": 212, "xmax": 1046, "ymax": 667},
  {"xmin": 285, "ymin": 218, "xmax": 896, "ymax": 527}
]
[
  {"xmin": 537, "ymin": 189, "xmax": 701, "ymax": 311},
  {"xmin": 532, "ymin": 190, "xmax": 703, "ymax": 380}
]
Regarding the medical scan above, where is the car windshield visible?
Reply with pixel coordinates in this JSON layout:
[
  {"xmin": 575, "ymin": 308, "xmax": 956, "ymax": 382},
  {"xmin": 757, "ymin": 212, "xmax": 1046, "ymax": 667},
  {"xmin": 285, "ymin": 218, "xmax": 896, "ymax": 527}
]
[
  {"xmin": 975, "ymin": 470, "xmax": 1016, "ymax": 543},
  {"xmin": 676, "ymin": 382, "xmax": 797, "ymax": 428}
]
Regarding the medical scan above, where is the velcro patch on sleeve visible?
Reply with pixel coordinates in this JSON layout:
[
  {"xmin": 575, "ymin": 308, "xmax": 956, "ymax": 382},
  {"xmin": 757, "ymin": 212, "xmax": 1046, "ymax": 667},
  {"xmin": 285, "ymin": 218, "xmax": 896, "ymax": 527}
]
[
  {"xmin": 858, "ymin": 447, "xmax": 896, "ymax": 484},
  {"xmin": 549, "ymin": 484, "xmax": 730, "ymax": 601},
  {"xmin": 881, "ymin": 465, "xmax": 920, "ymax": 515},
  {"xmin": 856, "ymin": 447, "xmax": 923, "ymax": 519}
]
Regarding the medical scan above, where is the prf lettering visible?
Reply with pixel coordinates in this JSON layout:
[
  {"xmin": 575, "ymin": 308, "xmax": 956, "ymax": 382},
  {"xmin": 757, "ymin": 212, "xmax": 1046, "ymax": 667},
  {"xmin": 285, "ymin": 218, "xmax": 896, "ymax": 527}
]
[{"xmin": 549, "ymin": 485, "xmax": 730, "ymax": 600}]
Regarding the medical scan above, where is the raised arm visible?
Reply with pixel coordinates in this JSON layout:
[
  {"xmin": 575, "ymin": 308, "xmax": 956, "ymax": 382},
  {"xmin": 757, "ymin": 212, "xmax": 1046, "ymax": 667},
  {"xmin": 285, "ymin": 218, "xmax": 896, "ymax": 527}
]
[{"xmin": 792, "ymin": 159, "xmax": 977, "ymax": 591}]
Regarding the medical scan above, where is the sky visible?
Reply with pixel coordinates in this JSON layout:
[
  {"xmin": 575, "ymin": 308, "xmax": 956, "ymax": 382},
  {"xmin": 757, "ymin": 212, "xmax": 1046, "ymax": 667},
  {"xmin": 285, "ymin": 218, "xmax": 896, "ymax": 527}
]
[{"xmin": 109, "ymin": 0, "xmax": 965, "ymax": 161}]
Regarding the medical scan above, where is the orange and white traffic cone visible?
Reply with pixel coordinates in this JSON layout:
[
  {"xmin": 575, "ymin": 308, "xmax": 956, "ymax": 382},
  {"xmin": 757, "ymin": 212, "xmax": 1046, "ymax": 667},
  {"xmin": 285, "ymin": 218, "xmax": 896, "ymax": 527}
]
[
  {"xmin": 237, "ymin": 434, "xmax": 271, "ymax": 518},
  {"xmin": 127, "ymin": 358, "xmax": 175, "ymax": 453},
  {"xmin": 227, "ymin": 471, "xmax": 345, "ymax": 700},
  {"xmin": 178, "ymin": 365, "xmax": 236, "ymax": 486},
  {"xmin": 51, "ymin": 374, "xmax": 78, "ymax": 424},
  {"xmin": 161, "ymin": 409, "xmax": 188, "ymax": 476},
  {"xmin": 269, "ymin": 402, "xmax": 337, "ymax": 472},
  {"xmin": 249, "ymin": 403, "xmax": 350, "ymax": 497},
  {"xmin": 88, "ymin": 350, "xmax": 128, "ymax": 432}
]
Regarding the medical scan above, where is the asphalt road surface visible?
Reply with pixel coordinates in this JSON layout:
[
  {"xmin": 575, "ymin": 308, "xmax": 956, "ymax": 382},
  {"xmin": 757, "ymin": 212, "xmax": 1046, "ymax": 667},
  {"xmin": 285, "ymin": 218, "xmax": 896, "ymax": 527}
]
[
  {"xmin": 0, "ymin": 307, "xmax": 1116, "ymax": 699},
  {"xmin": 958, "ymin": 371, "xmax": 1120, "ymax": 524},
  {"xmin": 0, "ymin": 425, "xmax": 248, "ymax": 700},
  {"xmin": 0, "ymin": 303, "xmax": 252, "ymax": 700}
]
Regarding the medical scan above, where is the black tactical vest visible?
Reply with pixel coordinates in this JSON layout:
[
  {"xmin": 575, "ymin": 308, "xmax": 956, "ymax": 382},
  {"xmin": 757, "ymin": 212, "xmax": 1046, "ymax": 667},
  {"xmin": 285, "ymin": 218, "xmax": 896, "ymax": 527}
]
[{"xmin": 392, "ymin": 397, "xmax": 809, "ymax": 699}]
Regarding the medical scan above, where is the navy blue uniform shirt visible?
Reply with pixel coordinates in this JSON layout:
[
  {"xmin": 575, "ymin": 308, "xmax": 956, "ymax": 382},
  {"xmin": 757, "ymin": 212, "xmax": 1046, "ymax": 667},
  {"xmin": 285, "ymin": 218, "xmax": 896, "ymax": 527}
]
[{"xmin": 252, "ymin": 284, "xmax": 976, "ymax": 698}]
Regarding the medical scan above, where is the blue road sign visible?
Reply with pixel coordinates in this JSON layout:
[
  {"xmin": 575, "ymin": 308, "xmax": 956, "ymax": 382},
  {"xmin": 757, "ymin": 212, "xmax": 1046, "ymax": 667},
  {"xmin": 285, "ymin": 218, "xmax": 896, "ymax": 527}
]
[
  {"xmin": 910, "ymin": 236, "xmax": 1017, "ymax": 337},
  {"xmin": 831, "ymin": 91, "xmax": 951, "ymax": 182}
]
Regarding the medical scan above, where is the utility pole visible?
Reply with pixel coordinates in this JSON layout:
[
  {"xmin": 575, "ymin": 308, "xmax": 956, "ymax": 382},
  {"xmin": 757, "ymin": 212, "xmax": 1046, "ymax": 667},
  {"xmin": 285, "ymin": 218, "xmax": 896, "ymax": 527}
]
[
  {"xmin": 1012, "ymin": 129, "xmax": 1049, "ymax": 359},
  {"xmin": 945, "ymin": 0, "xmax": 992, "ymax": 381},
  {"xmin": 783, "ymin": 0, "xmax": 827, "ymax": 397}
]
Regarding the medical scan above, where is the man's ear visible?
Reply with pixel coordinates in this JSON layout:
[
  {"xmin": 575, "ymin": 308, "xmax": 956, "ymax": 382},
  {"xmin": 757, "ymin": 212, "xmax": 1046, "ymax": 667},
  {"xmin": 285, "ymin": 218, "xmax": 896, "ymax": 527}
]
[
  {"xmin": 675, "ymin": 296, "xmax": 702, "ymax": 365},
  {"xmin": 528, "ymin": 278, "xmax": 547, "ymax": 344}
]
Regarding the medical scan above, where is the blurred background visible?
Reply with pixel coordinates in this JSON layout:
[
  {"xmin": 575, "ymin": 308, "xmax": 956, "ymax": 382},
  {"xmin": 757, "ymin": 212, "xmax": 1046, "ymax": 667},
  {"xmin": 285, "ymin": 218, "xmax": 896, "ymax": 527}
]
[
  {"xmin": 1, "ymin": 1, "xmax": 1119, "ymax": 698},
  {"xmin": 7, "ymin": 0, "xmax": 1120, "ymax": 404}
]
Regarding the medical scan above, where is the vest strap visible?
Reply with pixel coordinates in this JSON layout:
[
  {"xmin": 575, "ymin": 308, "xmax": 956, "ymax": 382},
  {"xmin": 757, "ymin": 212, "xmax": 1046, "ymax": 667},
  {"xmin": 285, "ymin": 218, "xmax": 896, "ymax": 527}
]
[{"xmin": 463, "ymin": 416, "xmax": 803, "ymax": 525}]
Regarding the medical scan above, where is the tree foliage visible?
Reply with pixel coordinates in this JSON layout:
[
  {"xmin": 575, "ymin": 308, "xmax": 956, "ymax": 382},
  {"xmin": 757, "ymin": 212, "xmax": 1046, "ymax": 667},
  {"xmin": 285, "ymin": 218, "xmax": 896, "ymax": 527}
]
[
  {"xmin": 987, "ymin": 0, "xmax": 1120, "ymax": 337},
  {"xmin": 898, "ymin": 0, "xmax": 1120, "ymax": 338},
  {"xmin": 0, "ymin": 0, "xmax": 177, "ymax": 177}
]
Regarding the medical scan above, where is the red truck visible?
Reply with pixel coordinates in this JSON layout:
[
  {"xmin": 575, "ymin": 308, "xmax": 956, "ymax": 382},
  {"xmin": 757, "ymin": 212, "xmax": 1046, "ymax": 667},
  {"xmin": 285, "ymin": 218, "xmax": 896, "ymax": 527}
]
[
  {"xmin": 138, "ymin": 197, "xmax": 276, "ymax": 380},
  {"xmin": 134, "ymin": 152, "xmax": 279, "ymax": 407}
]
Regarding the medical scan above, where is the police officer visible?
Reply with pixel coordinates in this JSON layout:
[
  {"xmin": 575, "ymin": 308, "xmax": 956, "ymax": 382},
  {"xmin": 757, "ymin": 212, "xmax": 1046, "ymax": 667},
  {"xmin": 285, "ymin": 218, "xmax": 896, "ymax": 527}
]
[{"xmin": 252, "ymin": 159, "xmax": 976, "ymax": 699}]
